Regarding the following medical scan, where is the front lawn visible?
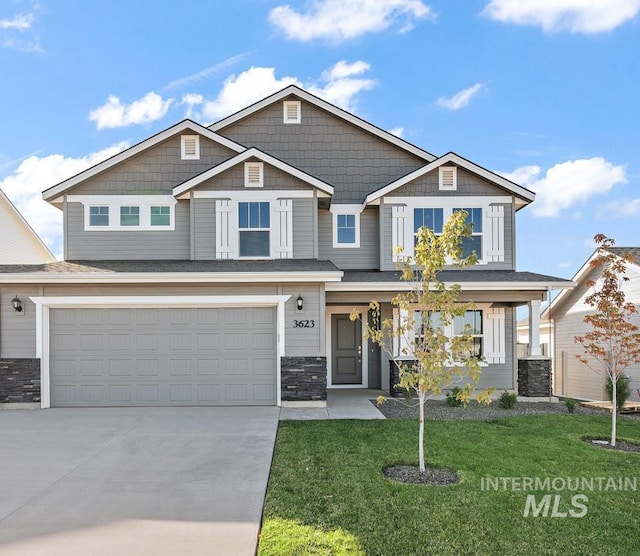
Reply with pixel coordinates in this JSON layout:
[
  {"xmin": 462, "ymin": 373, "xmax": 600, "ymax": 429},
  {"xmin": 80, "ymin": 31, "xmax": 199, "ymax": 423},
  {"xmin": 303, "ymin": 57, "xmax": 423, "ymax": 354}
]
[{"xmin": 259, "ymin": 415, "xmax": 640, "ymax": 555}]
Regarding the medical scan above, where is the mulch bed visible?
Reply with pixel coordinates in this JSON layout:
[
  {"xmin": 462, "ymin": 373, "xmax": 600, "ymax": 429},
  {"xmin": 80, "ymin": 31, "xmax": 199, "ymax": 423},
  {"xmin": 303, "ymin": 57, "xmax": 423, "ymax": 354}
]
[{"xmin": 587, "ymin": 439, "xmax": 640, "ymax": 452}]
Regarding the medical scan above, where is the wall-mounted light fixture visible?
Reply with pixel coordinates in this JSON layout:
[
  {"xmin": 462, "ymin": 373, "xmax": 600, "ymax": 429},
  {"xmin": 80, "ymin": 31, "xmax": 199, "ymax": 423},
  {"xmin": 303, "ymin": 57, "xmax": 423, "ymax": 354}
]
[
  {"xmin": 296, "ymin": 294, "xmax": 304, "ymax": 311},
  {"xmin": 11, "ymin": 295, "xmax": 23, "ymax": 313}
]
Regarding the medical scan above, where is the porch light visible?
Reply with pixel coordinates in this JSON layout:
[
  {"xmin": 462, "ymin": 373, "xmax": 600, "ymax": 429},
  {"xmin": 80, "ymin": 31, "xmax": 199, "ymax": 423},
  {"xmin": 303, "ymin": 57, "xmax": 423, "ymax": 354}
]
[
  {"xmin": 11, "ymin": 295, "xmax": 23, "ymax": 313},
  {"xmin": 296, "ymin": 294, "xmax": 304, "ymax": 311}
]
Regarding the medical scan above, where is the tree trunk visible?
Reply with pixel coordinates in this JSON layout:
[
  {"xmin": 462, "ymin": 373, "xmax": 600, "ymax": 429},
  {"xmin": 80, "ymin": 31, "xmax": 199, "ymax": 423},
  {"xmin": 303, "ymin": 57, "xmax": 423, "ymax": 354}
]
[
  {"xmin": 419, "ymin": 392, "xmax": 425, "ymax": 472},
  {"xmin": 611, "ymin": 376, "xmax": 617, "ymax": 447}
]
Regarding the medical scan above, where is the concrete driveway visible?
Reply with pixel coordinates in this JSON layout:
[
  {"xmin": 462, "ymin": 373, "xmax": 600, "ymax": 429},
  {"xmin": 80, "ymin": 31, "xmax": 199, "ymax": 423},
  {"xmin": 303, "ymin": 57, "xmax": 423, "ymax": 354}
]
[{"xmin": 0, "ymin": 406, "xmax": 279, "ymax": 556}]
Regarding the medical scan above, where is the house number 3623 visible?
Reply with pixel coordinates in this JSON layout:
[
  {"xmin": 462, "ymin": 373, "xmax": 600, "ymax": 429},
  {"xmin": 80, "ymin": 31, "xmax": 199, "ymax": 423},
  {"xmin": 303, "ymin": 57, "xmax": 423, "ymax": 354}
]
[{"xmin": 293, "ymin": 320, "xmax": 315, "ymax": 328}]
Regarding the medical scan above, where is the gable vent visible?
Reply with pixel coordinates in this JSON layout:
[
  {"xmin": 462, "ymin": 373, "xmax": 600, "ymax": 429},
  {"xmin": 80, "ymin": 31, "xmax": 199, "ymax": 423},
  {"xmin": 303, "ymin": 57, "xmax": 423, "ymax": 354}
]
[
  {"xmin": 283, "ymin": 100, "xmax": 301, "ymax": 124},
  {"xmin": 245, "ymin": 161, "xmax": 264, "ymax": 187},
  {"xmin": 181, "ymin": 135, "xmax": 200, "ymax": 160},
  {"xmin": 439, "ymin": 166, "xmax": 457, "ymax": 190}
]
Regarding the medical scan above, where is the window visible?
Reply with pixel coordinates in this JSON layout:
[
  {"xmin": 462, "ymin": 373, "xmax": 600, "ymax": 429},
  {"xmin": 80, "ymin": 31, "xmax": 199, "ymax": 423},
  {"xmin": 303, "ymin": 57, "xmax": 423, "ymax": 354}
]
[
  {"xmin": 413, "ymin": 309, "xmax": 483, "ymax": 358},
  {"xmin": 454, "ymin": 208, "xmax": 482, "ymax": 258},
  {"xmin": 181, "ymin": 135, "xmax": 200, "ymax": 160},
  {"xmin": 414, "ymin": 207, "xmax": 443, "ymax": 243},
  {"xmin": 283, "ymin": 100, "xmax": 301, "ymax": 124},
  {"xmin": 89, "ymin": 206, "xmax": 109, "ymax": 226},
  {"xmin": 150, "ymin": 206, "xmax": 171, "ymax": 226},
  {"xmin": 239, "ymin": 201, "xmax": 270, "ymax": 257},
  {"xmin": 244, "ymin": 162, "xmax": 263, "ymax": 187},
  {"xmin": 120, "ymin": 206, "xmax": 140, "ymax": 226},
  {"xmin": 439, "ymin": 166, "xmax": 457, "ymax": 190},
  {"xmin": 454, "ymin": 310, "xmax": 483, "ymax": 358},
  {"xmin": 336, "ymin": 214, "xmax": 356, "ymax": 244}
]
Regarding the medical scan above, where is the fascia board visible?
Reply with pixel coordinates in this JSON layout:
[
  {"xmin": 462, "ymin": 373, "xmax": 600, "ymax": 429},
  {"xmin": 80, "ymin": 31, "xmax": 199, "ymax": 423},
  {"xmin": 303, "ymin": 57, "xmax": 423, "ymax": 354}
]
[
  {"xmin": 365, "ymin": 153, "xmax": 535, "ymax": 206},
  {"xmin": 42, "ymin": 121, "xmax": 246, "ymax": 202},
  {"xmin": 325, "ymin": 281, "xmax": 575, "ymax": 292},
  {"xmin": 0, "ymin": 271, "xmax": 344, "ymax": 284},
  {"xmin": 210, "ymin": 85, "xmax": 436, "ymax": 162},
  {"xmin": 173, "ymin": 147, "xmax": 334, "ymax": 196}
]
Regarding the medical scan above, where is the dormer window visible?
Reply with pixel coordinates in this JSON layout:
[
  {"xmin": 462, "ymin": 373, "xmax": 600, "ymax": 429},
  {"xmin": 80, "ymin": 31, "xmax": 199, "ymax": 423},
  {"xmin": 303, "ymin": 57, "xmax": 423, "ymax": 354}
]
[
  {"xmin": 439, "ymin": 166, "xmax": 457, "ymax": 190},
  {"xmin": 181, "ymin": 135, "xmax": 200, "ymax": 160},
  {"xmin": 283, "ymin": 100, "xmax": 301, "ymax": 124},
  {"xmin": 245, "ymin": 162, "xmax": 264, "ymax": 187}
]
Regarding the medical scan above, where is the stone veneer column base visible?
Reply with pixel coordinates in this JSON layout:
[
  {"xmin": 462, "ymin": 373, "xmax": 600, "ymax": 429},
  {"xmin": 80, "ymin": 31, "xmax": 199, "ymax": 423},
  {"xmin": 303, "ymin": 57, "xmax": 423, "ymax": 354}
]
[
  {"xmin": 518, "ymin": 358, "xmax": 551, "ymax": 397},
  {"xmin": 0, "ymin": 359, "xmax": 41, "ymax": 404},
  {"xmin": 281, "ymin": 356, "xmax": 327, "ymax": 403}
]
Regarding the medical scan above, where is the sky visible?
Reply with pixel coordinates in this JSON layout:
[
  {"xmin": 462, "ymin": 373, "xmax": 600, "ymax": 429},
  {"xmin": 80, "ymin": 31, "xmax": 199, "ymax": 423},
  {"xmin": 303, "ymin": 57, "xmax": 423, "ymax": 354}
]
[{"xmin": 1, "ymin": 0, "xmax": 639, "ymax": 281}]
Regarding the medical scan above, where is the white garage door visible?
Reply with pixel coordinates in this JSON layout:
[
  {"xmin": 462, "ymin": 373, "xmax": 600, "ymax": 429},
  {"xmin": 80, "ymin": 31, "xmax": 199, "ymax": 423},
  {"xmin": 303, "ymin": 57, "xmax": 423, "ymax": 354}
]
[{"xmin": 49, "ymin": 307, "xmax": 277, "ymax": 407}]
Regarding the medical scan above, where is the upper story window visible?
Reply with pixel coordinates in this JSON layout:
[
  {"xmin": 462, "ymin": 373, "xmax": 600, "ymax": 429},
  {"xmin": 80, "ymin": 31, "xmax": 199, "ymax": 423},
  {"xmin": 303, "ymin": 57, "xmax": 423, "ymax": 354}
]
[
  {"xmin": 454, "ymin": 208, "xmax": 483, "ymax": 258},
  {"xmin": 414, "ymin": 208, "xmax": 443, "ymax": 238},
  {"xmin": 239, "ymin": 201, "xmax": 270, "ymax": 257},
  {"xmin": 181, "ymin": 135, "xmax": 200, "ymax": 160},
  {"xmin": 331, "ymin": 206, "xmax": 361, "ymax": 248},
  {"xmin": 439, "ymin": 166, "xmax": 457, "ymax": 190},
  {"xmin": 150, "ymin": 206, "xmax": 171, "ymax": 226},
  {"xmin": 120, "ymin": 206, "xmax": 140, "ymax": 226},
  {"xmin": 244, "ymin": 162, "xmax": 264, "ymax": 187},
  {"xmin": 283, "ymin": 100, "xmax": 301, "ymax": 124},
  {"xmin": 337, "ymin": 215, "xmax": 356, "ymax": 244},
  {"xmin": 71, "ymin": 195, "xmax": 177, "ymax": 231},
  {"xmin": 89, "ymin": 206, "xmax": 109, "ymax": 227}
]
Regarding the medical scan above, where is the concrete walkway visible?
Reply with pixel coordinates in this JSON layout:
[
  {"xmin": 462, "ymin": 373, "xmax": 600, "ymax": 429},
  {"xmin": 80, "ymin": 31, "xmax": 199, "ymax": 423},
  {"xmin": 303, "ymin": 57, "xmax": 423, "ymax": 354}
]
[
  {"xmin": 280, "ymin": 389, "xmax": 387, "ymax": 420},
  {"xmin": 0, "ymin": 406, "xmax": 279, "ymax": 556}
]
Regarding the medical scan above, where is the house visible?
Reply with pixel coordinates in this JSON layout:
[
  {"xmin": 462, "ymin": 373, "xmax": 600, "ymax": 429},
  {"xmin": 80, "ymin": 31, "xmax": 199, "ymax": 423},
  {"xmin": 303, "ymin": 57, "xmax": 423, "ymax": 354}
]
[
  {"xmin": 0, "ymin": 188, "xmax": 55, "ymax": 264},
  {"xmin": 549, "ymin": 247, "xmax": 640, "ymax": 401},
  {"xmin": 0, "ymin": 85, "xmax": 572, "ymax": 408}
]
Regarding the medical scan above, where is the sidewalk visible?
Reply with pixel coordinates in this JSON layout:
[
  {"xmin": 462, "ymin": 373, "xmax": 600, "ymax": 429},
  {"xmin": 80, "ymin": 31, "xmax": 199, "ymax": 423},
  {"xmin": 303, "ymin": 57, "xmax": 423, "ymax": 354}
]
[{"xmin": 280, "ymin": 389, "xmax": 386, "ymax": 420}]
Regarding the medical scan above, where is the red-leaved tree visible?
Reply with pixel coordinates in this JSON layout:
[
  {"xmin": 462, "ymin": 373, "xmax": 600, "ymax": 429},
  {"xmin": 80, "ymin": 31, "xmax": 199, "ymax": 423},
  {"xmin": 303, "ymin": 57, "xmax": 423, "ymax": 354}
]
[{"xmin": 574, "ymin": 234, "xmax": 640, "ymax": 446}]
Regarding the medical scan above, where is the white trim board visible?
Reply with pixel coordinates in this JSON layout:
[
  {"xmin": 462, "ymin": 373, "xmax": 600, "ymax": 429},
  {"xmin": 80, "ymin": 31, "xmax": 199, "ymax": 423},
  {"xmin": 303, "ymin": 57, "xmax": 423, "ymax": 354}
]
[{"xmin": 30, "ymin": 294, "xmax": 290, "ymax": 409}]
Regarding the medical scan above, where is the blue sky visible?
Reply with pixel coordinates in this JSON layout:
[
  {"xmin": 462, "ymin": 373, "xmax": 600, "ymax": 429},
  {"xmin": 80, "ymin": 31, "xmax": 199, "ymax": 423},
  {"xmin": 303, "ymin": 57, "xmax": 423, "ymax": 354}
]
[{"xmin": 1, "ymin": 0, "xmax": 639, "ymax": 279}]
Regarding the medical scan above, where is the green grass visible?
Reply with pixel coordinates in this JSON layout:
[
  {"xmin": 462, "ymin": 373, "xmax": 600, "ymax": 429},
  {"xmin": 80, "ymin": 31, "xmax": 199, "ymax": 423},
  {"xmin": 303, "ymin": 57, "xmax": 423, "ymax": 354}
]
[{"xmin": 259, "ymin": 415, "xmax": 640, "ymax": 556}]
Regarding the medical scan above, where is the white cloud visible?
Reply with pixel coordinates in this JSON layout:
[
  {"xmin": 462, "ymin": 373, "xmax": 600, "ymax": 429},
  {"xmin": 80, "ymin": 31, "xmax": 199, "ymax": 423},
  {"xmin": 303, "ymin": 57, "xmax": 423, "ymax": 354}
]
[
  {"xmin": 606, "ymin": 198, "xmax": 640, "ymax": 216},
  {"xmin": 197, "ymin": 61, "xmax": 376, "ymax": 122},
  {"xmin": 89, "ymin": 92, "xmax": 173, "ymax": 130},
  {"xmin": 482, "ymin": 0, "xmax": 640, "ymax": 34},
  {"xmin": 0, "ymin": 13, "xmax": 34, "ymax": 30},
  {"xmin": 436, "ymin": 83, "xmax": 484, "ymax": 110},
  {"xmin": 0, "ymin": 143, "xmax": 129, "ymax": 256},
  {"xmin": 502, "ymin": 158, "xmax": 627, "ymax": 217},
  {"xmin": 163, "ymin": 54, "xmax": 249, "ymax": 92},
  {"xmin": 390, "ymin": 127, "xmax": 404, "ymax": 137},
  {"xmin": 269, "ymin": 0, "xmax": 433, "ymax": 43}
]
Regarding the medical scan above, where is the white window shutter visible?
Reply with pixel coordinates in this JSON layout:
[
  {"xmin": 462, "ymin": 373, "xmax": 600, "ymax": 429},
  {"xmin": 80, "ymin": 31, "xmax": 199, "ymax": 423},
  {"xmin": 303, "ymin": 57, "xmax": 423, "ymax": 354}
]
[
  {"xmin": 392, "ymin": 307, "xmax": 412, "ymax": 357},
  {"xmin": 484, "ymin": 307, "xmax": 506, "ymax": 364},
  {"xmin": 273, "ymin": 200, "xmax": 293, "ymax": 259},
  {"xmin": 391, "ymin": 205, "xmax": 413, "ymax": 262},
  {"xmin": 484, "ymin": 205, "xmax": 505, "ymax": 262},
  {"xmin": 215, "ymin": 200, "xmax": 235, "ymax": 259}
]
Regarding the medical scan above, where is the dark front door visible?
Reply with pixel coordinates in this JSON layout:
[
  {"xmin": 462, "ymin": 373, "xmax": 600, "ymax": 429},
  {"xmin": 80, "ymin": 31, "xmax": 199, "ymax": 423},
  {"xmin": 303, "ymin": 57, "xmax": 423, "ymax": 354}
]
[{"xmin": 331, "ymin": 314, "xmax": 362, "ymax": 385}]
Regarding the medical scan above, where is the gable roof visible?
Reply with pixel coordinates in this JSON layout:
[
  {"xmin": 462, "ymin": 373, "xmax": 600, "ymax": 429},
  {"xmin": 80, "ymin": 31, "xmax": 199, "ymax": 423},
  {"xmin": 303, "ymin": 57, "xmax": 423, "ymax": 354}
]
[
  {"xmin": 547, "ymin": 246, "xmax": 640, "ymax": 317},
  {"xmin": 0, "ymin": 189, "xmax": 56, "ymax": 263},
  {"xmin": 42, "ymin": 120, "xmax": 246, "ymax": 202},
  {"xmin": 209, "ymin": 85, "xmax": 437, "ymax": 163},
  {"xmin": 173, "ymin": 147, "xmax": 334, "ymax": 197},
  {"xmin": 365, "ymin": 152, "xmax": 536, "ymax": 208}
]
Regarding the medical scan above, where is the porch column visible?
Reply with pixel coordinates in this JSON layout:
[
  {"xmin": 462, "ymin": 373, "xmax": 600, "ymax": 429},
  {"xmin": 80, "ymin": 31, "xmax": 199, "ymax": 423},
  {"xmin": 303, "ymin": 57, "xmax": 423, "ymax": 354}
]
[{"xmin": 528, "ymin": 299, "xmax": 542, "ymax": 357}]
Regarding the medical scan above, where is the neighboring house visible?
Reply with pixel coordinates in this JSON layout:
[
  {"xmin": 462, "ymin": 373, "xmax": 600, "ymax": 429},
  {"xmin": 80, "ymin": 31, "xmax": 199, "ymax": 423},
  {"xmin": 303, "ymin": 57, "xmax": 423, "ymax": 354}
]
[
  {"xmin": 549, "ymin": 247, "xmax": 640, "ymax": 401},
  {"xmin": 0, "ymin": 85, "xmax": 572, "ymax": 408},
  {"xmin": 0, "ymin": 188, "xmax": 55, "ymax": 264}
]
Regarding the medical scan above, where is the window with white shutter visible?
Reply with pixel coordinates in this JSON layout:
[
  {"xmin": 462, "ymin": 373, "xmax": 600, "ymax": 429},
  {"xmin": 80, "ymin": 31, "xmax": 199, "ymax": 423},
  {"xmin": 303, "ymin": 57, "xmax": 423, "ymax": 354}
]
[
  {"xmin": 181, "ymin": 135, "xmax": 200, "ymax": 160},
  {"xmin": 439, "ymin": 166, "xmax": 457, "ymax": 190},
  {"xmin": 391, "ymin": 205, "xmax": 414, "ymax": 262},
  {"xmin": 283, "ymin": 100, "xmax": 301, "ymax": 124},
  {"xmin": 244, "ymin": 162, "xmax": 263, "ymax": 187}
]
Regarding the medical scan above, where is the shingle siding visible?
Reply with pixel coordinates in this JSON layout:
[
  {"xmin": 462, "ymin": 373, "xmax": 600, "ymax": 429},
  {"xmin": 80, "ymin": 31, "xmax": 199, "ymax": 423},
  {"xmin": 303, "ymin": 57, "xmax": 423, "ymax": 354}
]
[
  {"xmin": 387, "ymin": 168, "xmax": 503, "ymax": 197},
  {"xmin": 219, "ymin": 100, "xmax": 426, "ymax": 203},
  {"xmin": 65, "ymin": 201, "xmax": 191, "ymax": 260},
  {"xmin": 71, "ymin": 135, "xmax": 237, "ymax": 195},
  {"xmin": 196, "ymin": 161, "xmax": 316, "ymax": 191}
]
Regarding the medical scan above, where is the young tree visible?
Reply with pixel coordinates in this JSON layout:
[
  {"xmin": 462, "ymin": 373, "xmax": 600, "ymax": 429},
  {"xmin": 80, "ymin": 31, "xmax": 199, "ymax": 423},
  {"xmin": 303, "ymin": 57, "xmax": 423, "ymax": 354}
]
[
  {"xmin": 351, "ymin": 210, "xmax": 493, "ymax": 473},
  {"xmin": 574, "ymin": 234, "xmax": 640, "ymax": 447}
]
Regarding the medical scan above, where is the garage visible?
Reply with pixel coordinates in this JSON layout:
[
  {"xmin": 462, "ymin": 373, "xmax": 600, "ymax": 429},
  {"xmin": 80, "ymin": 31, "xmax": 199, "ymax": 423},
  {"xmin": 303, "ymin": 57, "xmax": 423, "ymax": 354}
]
[{"xmin": 49, "ymin": 306, "xmax": 277, "ymax": 407}]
